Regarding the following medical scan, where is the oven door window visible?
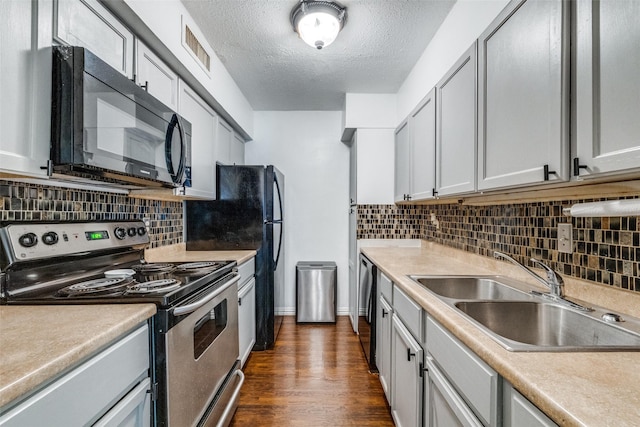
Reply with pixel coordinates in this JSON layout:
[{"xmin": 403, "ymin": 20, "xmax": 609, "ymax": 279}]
[
  {"xmin": 83, "ymin": 73, "xmax": 180, "ymax": 183},
  {"xmin": 193, "ymin": 299, "xmax": 228, "ymax": 359}
]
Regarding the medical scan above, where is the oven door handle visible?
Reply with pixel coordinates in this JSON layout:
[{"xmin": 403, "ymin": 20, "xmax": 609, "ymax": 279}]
[{"xmin": 172, "ymin": 274, "xmax": 240, "ymax": 316}]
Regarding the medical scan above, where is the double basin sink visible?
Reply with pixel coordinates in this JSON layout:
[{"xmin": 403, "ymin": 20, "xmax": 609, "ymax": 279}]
[{"xmin": 409, "ymin": 276, "xmax": 640, "ymax": 352}]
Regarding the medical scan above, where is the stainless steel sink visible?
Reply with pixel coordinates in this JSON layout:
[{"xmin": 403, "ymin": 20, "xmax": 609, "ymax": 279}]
[
  {"xmin": 410, "ymin": 276, "xmax": 532, "ymax": 301},
  {"xmin": 454, "ymin": 301, "xmax": 640, "ymax": 352},
  {"xmin": 408, "ymin": 274, "xmax": 640, "ymax": 352}
]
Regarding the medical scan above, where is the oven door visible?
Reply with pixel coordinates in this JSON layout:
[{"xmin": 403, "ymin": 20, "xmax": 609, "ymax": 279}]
[{"xmin": 165, "ymin": 274, "xmax": 241, "ymax": 427}]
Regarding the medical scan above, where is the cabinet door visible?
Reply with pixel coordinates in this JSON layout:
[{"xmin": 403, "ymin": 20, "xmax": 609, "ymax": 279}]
[
  {"xmin": 411, "ymin": 89, "xmax": 437, "ymax": 201},
  {"xmin": 349, "ymin": 134, "xmax": 357, "ymax": 206},
  {"xmin": 135, "ymin": 41, "xmax": 178, "ymax": 111},
  {"xmin": 377, "ymin": 294, "xmax": 393, "ymax": 400},
  {"xmin": 230, "ymin": 132, "xmax": 245, "ymax": 165},
  {"xmin": 478, "ymin": 0, "xmax": 569, "ymax": 190},
  {"xmin": 391, "ymin": 314, "xmax": 424, "ymax": 427},
  {"xmin": 54, "ymin": 0, "xmax": 134, "ymax": 78},
  {"xmin": 436, "ymin": 43, "xmax": 477, "ymax": 196},
  {"xmin": 503, "ymin": 382, "xmax": 557, "ymax": 427},
  {"xmin": 238, "ymin": 278, "xmax": 256, "ymax": 367},
  {"xmin": 216, "ymin": 119, "xmax": 233, "ymax": 165},
  {"xmin": 0, "ymin": 0, "xmax": 51, "ymax": 177},
  {"xmin": 394, "ymin": 120, "xmax": 411, "ymax": 202},
  {"xmin": 427, "ymin": 358, "xmax": 483, "ymax": 427},
  {"xmin": 574, "ymin": 0, "xmax": 640, "ymax": 177},
  {"xmin": 178, "ymin": 80, "xmax": 217, "ymax": 199},
  {"xmin": 348, "ymin": 211, "xmax": 357, "ymax": 332}
]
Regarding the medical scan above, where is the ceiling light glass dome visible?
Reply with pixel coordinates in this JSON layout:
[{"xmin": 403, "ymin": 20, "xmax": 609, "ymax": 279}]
[{"xmin": 290, "ymin": 1, "xmax": 347, "ymax": 50}]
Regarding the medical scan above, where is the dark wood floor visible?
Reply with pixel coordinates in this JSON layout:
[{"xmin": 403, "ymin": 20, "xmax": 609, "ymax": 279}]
[{"xmin": 230, "ymin": 316, "xmax": 394, "ymax": 426}]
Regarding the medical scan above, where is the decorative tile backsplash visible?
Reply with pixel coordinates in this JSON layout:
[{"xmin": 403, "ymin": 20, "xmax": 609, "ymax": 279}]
[
  {"xmin": 359, "ymin": 200, "xmax": 640, "ymax": 292},
  {"xmin": 0, "ymin": 180, "xmax": 183, "ymax": 248}
]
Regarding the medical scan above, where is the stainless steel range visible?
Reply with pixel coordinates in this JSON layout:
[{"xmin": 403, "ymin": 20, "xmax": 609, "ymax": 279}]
[{"xmin": 0, "ymin": 221, "xmax": 244, "ymax": 427}]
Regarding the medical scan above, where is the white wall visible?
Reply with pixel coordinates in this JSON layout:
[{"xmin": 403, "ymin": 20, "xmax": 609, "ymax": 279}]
[
  {"xmin": 396, "ymin": 0, "xmax": 510, "ymax": 122},
  {"xmin": 246, "ymin": 111, "xmax": 349, "ymax": 315},
  {"xmin": 356, "ymin": 128, "xmax": 396, "ymax": 205}
]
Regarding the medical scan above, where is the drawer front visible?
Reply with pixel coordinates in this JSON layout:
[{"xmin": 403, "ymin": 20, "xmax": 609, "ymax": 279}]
[
  {"xmin": 503, "ymin": 381, "xmax": 557, "ymax": 427},
  {"xmin": 237, "ymin": 257, "xmax": 255, "ymax": 288},
  {"xmin": 393, "ymin": 284, "xmax": 422, "ymax": 339},
  {"xmin": 427, "ymin": 317, "xmax": 499, "ymax": 427},
  {"xmin": 379, "ymin": 271, "xmax": 393, "ymax": 302}
]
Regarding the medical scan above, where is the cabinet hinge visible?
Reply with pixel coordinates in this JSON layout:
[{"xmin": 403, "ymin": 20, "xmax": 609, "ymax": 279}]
[{"xmin": 573, "ymin": 158, "xmax": 588, "ymax": 177}]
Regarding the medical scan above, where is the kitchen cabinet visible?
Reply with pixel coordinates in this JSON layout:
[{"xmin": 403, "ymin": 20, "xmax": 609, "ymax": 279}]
[
  {"xmin": 436, "ymin": 43, "xmax": 477, "ymax": 197},
  {"xmin": 0, "ymin": 0, "xmax": 51, "ymax": 178},
  {"xmin": 394, "ymin": 120, "xmax": 411, "ymax": 202},
  {"xmin": 215, "ymin": 119, "xmax": 233, "ymax": 165},
  {"xmin": 426, "ymin": 316, "xmax": 499, "ymax": 426},
  {"xmin": 230, "ymin": 132, "xmax": 246, "ymax": 165},
  {"xmin": 573, "ymin": 0, "xmax": 640, "ymax": 178},
  {"xmin": 237, "ymin": 258, "xmax": 256, "ymax": 367},
  {"xmin": 410, "ymin": 89, "xmax": 437, "ymax": 201},
  {"xmin": 376, "ymin": 272, "xmax": 393, "ymax": 400},
  {"xmin": 135, "ymin": 40, "xmax": 179, "ymax": 111},
  {"xmin": 426, "ymin": 357, "xmax": 483, "ymax": 427},
  {"xmin": 0, "ymin": 325, "xmax": 150, "ymax": 427},
  {"xmin": 390, "ymin": 285, "xmax": 424, "ymax": 427},
  {"xmin": 477, "ymin": 0, "xmax": 569, "ymax": 190},
  {"xmin": 503, "ymin": 382, "xmax": 557, "ymax": 427},
  {"xmin": 54, "ymin": 0, "xmax": 134, "ymax": 78},
  {"xmin": 177, "ymin": 80, "xmax": 218, "ymax": 199},
  {"xmin": 394, "ymin": 90, "xmax": 437, "ymax": 203}
]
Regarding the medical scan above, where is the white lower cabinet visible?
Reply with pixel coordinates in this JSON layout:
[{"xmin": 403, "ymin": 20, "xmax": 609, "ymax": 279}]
[
  {"xmin": 237, "ymin": 257, "xmax": 256, "ymax": 367},
  {"xmin": 377, "ymin": 293, "xmax": 393, "ymax": 400},
  {"xmin": 238, "ymin": 277, "xmax": 256, "ymax": 367},
  {"xmin": 503, "ymin": 382, "xmax": 557, "ymax": 427},
  {"xmin": 426, "ymin": 357, "xmax": 482, "ymax": 427},
  {"xmin": 0, "ymin": 324, "xmax": 150, "ymax": 427},
  {"xmin": 391, "ymin": 313, "xmax": 424, "ymax": 427}
]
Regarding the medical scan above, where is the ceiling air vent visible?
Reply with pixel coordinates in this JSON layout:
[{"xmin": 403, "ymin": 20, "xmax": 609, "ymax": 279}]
[{"xmin": 184, "ymin": 24, "xmax": 211, "ymax": 72}]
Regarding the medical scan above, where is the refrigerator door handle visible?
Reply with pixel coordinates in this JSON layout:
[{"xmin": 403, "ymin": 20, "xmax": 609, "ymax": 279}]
[{"xmin": 274, "ymin": 222, "xmax": 283, "ymax": 268}]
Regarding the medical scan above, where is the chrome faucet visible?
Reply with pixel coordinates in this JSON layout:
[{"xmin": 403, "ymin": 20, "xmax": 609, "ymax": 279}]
[
  {"xmin": 493, "ymin": 251, "xmax": 564, "ymax": 297},
  {"xmin": 493, "ymin": 251, "xmax": 592, "ymax": 311}
]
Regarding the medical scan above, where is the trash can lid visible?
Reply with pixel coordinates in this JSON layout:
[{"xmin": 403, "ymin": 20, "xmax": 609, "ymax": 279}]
[{"xmin": 296, "ymin": 261, "xmax": 337, "ymax": 269}]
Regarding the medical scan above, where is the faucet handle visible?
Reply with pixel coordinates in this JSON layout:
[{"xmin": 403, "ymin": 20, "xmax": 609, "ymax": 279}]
[{"xmin": 531, "ymin": 258, "xmax": 564, "ymax": 296}]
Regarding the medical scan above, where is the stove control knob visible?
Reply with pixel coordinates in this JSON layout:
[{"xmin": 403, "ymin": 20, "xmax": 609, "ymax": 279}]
[
  {"xmin": 42, "ymin": 231, "xmax": 59, "ymax": 245},
  {"xmin": 127, "ymin": 227, "xmax": 137, "ymax": 237},
  {"xmin": 114, "ymin": 227, "xmax": 127, "ymax": 240},
  {"xmin": 18, "ymin": 232, "xmax": 38, "ymax": 248},
  {"xmin": 137, "ymin": 227, "xmax": 147, "ymax": 236}
]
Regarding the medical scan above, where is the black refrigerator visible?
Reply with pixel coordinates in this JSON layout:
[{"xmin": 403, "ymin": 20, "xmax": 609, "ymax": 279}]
[{"xmin": 186, "ymin": 165, "xmax": 285, "ymax": 350}]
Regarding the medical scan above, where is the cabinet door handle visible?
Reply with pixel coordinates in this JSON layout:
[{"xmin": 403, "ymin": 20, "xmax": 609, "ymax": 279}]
[
  {"xmin": 140, "ymin": 80, "xmax": 149, "ymax": 91},
  {"xmin": 382, "ymin": 308, "xmax": 388, "ymax": 318},
  {"xmin": 573, "ymin": 157, "xmax": 588, "ymax": 176},
  {"xmin": 419, "ymin": 362, "xmax": 428, "ymax": 377},
  {"xmin": 238, "ymin": 297, "xmax": 242, "ymax": 306},
  {"xmin": 543, "ymin": 164, "xmax": 557, "ymax": 181},
  {"xmin": 407, "ymin": 348, "xmax": 416, "ymax": 361}
]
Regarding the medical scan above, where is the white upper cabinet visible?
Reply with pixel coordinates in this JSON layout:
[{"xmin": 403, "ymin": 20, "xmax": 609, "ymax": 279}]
[
  {"xmin": 135, "ymin": 41, "xmax": 179, "ymax": 111},
  {"xmin": 178, "ymin": 80, "xmax": 217, "ymax": 199},
  {"xmin": 394, "ymin": 120, "xmax": 411, "ymax": 202},
  {"xmin": 230, "ymin": 132, "xmax": 245, "ymax": 166},
  {"xmin": 54, "ymin": 0, "xmax": 134, "ymax": 78},
  {"xmin": 436, "ymin": 43, "xmax": 477, "ymax": 196},
  {"xmin": 478, "ymin": 0, "xmax": 569, "ymax": 190},
  {"xmin": 0, "ymin": 0, "xmax": 51, "ymax": 178},
  {"xmin": 215, "ymin": 119, "xmax": 233, "ymax": 166},
  {"xmin": 573, "ymin": 0, "xmax": 640, "ymax": 178},
  {"xmin": 410, "ymin": 89, "xmax": 437, "ymax": 201}
]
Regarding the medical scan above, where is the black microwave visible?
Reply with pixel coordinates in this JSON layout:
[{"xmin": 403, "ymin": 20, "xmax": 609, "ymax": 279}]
[{"xmin": 51, "ymin": 45, "xmax": 191, "ymax": 188}]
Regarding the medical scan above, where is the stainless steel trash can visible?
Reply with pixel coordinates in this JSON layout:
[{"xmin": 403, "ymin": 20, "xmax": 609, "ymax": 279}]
[{"xmin": 296, "ymin": 261, "xmax": 337, "ymax": 323}]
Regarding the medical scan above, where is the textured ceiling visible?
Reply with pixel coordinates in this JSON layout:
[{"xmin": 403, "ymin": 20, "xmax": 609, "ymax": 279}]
[{"xmin": 181, "ymin": 0, "xmax": 456, "ymax": 111}]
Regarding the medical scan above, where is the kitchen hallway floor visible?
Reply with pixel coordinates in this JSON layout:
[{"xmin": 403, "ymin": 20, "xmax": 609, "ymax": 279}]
[{"xmin": 230, "ymin": 316, "xmax": 394, "ymax": 426}]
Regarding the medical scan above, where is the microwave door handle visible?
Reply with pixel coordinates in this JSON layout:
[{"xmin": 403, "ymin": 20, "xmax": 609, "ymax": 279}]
[
  {"xmin": 172, "ymin": 274, "xmax": 240, "ymax": 316},
  {"xmin": 165, "ymin": 114, "xmax": 185, "ymax": 183}
]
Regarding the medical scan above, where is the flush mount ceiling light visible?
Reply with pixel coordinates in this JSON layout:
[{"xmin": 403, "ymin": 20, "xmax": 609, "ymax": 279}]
[{"xmin": 290, "ymin": 0, "xmax": 347, "ymax": 50}]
